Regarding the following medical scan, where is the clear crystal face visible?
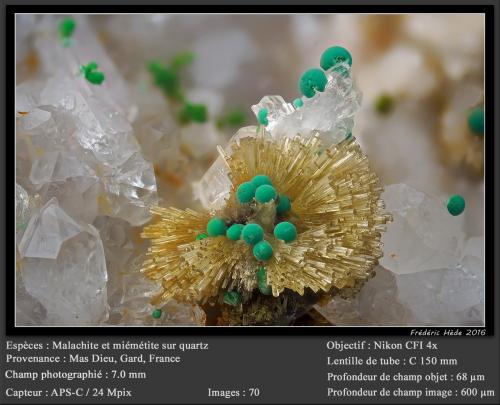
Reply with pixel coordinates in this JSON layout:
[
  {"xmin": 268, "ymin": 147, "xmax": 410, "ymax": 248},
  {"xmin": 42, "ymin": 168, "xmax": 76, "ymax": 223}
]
[
  {"xmin": 395, "ymin": 238, "xmax": 484, "ymax": 325},
  {"xmin": 251, "ymin": 63, "xmax": 361, "ymax": 146},
  {"xmin": 16, "ymin": 271, "xmax": 47, "ymax": 326},
  {"xmin": 34, "ymin": 15, "xmax": 136, "ymax": 119},
  {"xmin": 315, "ymin": 266, "xmax": 411, "ymax": 326},
  {"xmin": 16, "ymin": 183, "xmax": 34, "ymax": 243},
  {"xmin": 19, "ymin": 198, "xmax": 109, "ymax": 325},
  {"xmin": 317, "ymin": 240, "xmax": 484, "ymax": 327},
  {"xmin": 17, "ymin": 70, "xmax": 157, "ymax": 227},
  {"xmin": 380, "ymin": 183, "xmax": 465, "ymax": 274},
  {"xmin": 193, "ymin": 126, "xmax": 258, "ymax": 211},
  {"xmin": 317, "ymin": 183, "xmax": 483, "ymax": 327},
  {"xmin": 15, "ymin": 15, "xmax": 161, "ymax": 326},
  {"xmin": 19, "ymin": 198, "xmax": 82, "ymax": 260}
]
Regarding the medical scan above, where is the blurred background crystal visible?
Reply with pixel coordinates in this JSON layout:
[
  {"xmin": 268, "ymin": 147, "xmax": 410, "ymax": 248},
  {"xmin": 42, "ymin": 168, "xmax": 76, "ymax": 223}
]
[{"xmin": 16, "ymin": 14, "xmax": 484, "ymax": 326}]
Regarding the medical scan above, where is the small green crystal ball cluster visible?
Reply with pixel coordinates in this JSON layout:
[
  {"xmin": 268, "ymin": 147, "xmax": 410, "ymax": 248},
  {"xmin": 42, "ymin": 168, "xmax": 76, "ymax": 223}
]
[
  {"xmin": 257, "ymin": 46, "xmax": 351, "ymax": 127},
  {"xmin": 198, "ymin": 174, "xmax": 298, "ymax": 306},
  {"xmin": 299, "ymin": 46, "xmax": 352, "ymax": 99},
  {"xmin": 202, "ymin": 174, "xmax": 296, "ymax": 264}
]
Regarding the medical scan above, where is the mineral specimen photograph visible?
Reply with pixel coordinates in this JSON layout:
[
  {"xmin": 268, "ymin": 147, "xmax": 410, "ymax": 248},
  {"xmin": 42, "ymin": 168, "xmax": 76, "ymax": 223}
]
[{"xmin": 15, "ymin": 14, "xmax": 485, "ymax": 327}]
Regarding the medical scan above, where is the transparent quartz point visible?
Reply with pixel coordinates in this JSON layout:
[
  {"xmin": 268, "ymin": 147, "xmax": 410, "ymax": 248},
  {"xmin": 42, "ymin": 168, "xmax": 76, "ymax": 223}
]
[
  {"xmin": 251, "ymin": 95, "xmax": 295, "ymax": 133},
  {"xmin": 251, "ymin": 62, "xmax": 361, "ymax": 147},
  {"xmin": 17, "ymin": 73, "xmax": 157, "ymax": 227},
  {"xmin": 192, "ymin": 126, "xmax": 258, "ymax": 211},
  {"xmin": 18, "ymin": 198, "xmax": 108, "ymax": 325}
]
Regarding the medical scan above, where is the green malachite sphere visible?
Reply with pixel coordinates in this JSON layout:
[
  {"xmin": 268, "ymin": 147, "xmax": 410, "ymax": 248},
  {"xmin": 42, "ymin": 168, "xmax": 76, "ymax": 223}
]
[
  {"xmin": 236, "ymin": 181, "xmax": 257, "ymax": 203},
  {"xmin": 196, "ymin": 233, "xmax": 208, "ymax": 241},
  {"xmin": 207, "ymin": 217, "xmax": 227, "ymax": 236},
  {"xmin": 274, "ymin": 221, "xmax": 297, "ymax": 243},
  {"xmin": 258, "ymin": 108, "xmax": 269, "ymax": 126},
  {"xmin": 257, "ymin": 266, "xmax": 272, "ymax": 295},
  {"xmin": 293, "ymin": 98, "xmax": 304, "ymax": 108},
  {"xmin": 255, "ymin": 184, "xmax": 277, "ymax": 203},
  {"xmin": 226, "ymin": 224, "xmax": 244, "ymax": 241},
  {"xmin": 242, "ymin": 223, "xmax": 264, "ymax": 245},
  {"xmin": 223, "ymin": 291, "xmax": 241, "ymax": 306},
  {"xmin": 253, "ymin": 240, "xmax": 273, "ymax": 261},
  {"xmin": 299, "ymin": 68, "xmax": 327, "ymax": 98},
  {"xmin": 276, "ymin": 195, "xmax": 291, "ymax": 214},
  {"xmin": 252, "ymin": 174, "xmax": 273, "ymax": 188},
  {"xmin": 447, "ymin": 195, "xmax": 466, "ymax": 216},
  {"xmin": 468, "ymin": 107, "xmax": 484, "ymax": 135},
  {"xmin": 320, "ymin": 46, "xmax": 352, "ymax": 70},
  {"xmin": 152, "ymin": 309, "xmax": 162, "ymax": 319}
]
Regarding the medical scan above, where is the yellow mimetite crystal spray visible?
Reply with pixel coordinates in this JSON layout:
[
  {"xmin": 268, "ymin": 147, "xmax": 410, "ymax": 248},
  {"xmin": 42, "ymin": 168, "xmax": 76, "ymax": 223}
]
[
  {"xmin": 141, "ymin": 131, "xmax": 391, "ymax": 303},
  {"xmin": 140, "ymin": 45, "xmax": 392, "ymax": 324}
]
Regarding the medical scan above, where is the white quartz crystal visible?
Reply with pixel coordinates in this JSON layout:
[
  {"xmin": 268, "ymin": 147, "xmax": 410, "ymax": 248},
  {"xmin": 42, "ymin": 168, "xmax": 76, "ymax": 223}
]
[
  {"xmin": 192, "ymin": 157, "xmax": 231, "ymax": 211},
  {"xmin": 380, "ymin": 183, "xmax": 465, "ymax": 274},
  {"xmin": 192, "ymin": 126, "xmax": 257, "ymax": 211},
  {"xmin": 34, "ymin": 15, "xmax": 136, "ymax": 120},
  {"xmin": 15, "ymin": 15, "xmax": 158, "ymax": 325},
  {"xmin": 16, "ymin": 183, "xmax": 36, "ymax": 244},
  {"xmin": 102, "ymin": 152, "xmax": 157, "ymax": 226},
  {"xmin": 19, "ymin": 198, "xmax": 82, "ymax": 260},
  {"xmin": 318, "ymin": 237, "xmax": 484, "ymax": 326},
  {"xmin": 93, "ymin": 211, "xmax": 206, "ymax": 326},
  {"xmin": 250, "ymin": 95, "xmax": 295, "ymax": 133},
  {"xmin": 18, "ymin": 198, "xmax": 108, "ymax": 325},
  {"xmin": 252, "ymin": 63, "xmax": 361, "ymax": 146},
  {"xmin": 16, "ymin": 272, "xmax": 48, "ymax": 326},
  {"xmin": 316, "ymin": 266, "xmax": 411, "ymax": 326},
  {"xmin": 17, "ymin": 75, "xmax": 157, "ymax": 226},
  {"xmin": 396, "ymin": 236, "xmax": 484, "ymax": 325}
]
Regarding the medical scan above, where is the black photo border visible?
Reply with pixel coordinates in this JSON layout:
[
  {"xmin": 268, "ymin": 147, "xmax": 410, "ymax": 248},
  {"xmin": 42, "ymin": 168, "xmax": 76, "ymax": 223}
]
[{"xmin": 4, "ymin": 1, "xmax": 498, "ymax": 337}]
